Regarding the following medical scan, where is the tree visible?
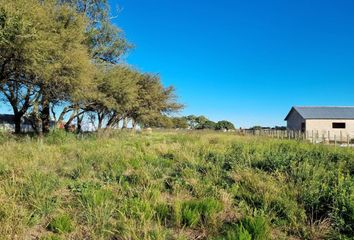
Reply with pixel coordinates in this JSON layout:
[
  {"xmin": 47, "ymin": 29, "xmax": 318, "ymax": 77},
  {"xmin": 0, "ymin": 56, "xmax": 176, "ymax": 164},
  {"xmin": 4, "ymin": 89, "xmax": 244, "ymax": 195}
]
[
  {"xmin": 0, "ymin": 0, "xmax": 92, "ymax": 133},
  {"xmin": 38, "ymin": 2, "xmax": 93, "ymax": 133},
  {"xmin": 194, "ymin": 116, "xmax": 209, "ymax": 129},
  {"xmin": 171, "ymin": 117, "xmax": 189, "ymax": 129},
  {"xmin": 0, "ymin": 0, "xmax": 183, "ymax": 134},
  {"xmin": 215, "ymin": 120, "xmax": 235, "ymax": 131},
  {"xmin": 131, "ymin": 74, "xmax": 183, "ymax": 128},
  {"xmin": 53, "ymin": 0, "xmax": 132, "ymax": 131},
  {"xmin": 61, "ymin": 0, "xmax": 131, "ymax": 64},
  {"xmin": 96, "ymin": 65, "xmax": 139, "ymax": 129},
  {"xmin": 193, "ymin": 116, "xmax": 216, "ymax": 130},
  {"xmin": 250, "ymin": 126, "xmax": 263, "ymax": 130},
  {"xmin": 184, "ymin": 115, "xmax": 198, "ymax": 129},
  {"xmin": 141, "ymin": 115, "xmax": 173, "ymax": 129}
]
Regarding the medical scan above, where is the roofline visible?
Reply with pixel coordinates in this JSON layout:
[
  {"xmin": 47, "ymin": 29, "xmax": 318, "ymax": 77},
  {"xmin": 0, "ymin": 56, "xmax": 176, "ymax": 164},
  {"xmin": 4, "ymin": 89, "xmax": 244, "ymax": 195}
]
[
  {"xmin": 284, "ymin": 107, "xmax": 303, "ymax": 121},
  {"xmin": 303, "ymin": 118, "xmax": 354, "ymax": 120},
  {"xmin": 285, "ymin": 106, "xmax": 354, "ymax": 121},
  {"xmin": 292, "ymin": 106, "xmax": 354, "ymax": 108}
]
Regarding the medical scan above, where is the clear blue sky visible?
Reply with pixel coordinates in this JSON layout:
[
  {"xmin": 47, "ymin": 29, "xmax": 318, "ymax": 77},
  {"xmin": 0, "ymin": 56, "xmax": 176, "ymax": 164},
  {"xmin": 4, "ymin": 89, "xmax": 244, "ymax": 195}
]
[{"xmin": 111, "ymin": 0, "xmax": 354, "ymax": 128}]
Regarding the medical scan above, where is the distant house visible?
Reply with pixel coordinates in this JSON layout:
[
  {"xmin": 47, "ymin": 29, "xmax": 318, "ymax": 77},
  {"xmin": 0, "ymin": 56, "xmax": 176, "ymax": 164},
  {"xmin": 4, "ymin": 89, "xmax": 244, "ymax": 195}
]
[
  {"xmin": 0, "ymin": 114, "xmax": 34, "ymax": 132},
  {"xmin": 285, "ymin": 106, "xmax": 354, "ymax": 140}
]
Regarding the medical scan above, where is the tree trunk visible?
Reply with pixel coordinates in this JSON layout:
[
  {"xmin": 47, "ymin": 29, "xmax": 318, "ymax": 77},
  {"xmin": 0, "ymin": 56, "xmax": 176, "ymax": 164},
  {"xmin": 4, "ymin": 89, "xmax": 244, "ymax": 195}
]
[
  {"xmin": 122, "ymin": 117, "xmax": 128, "ymax": 129},
  {"xmin": 30, "ymin": 102, "xmax": 41, "ymax": 135},
  {"xmin": 41, "ymin": 94, "xmax": 50, "ymax": 134},
  {"xmin": 106, "ymin": 114, "xmax": 117, "ymax": 129},
  {"xmin": 64, "ymin": 111, "xmax": 76, "ymax": 131},
  {"xmin": 132, "ymin": 118, "xmax": 137, "ymax": 130},
  {"xmin": 14, "ymin": 114, "xmax": 21, "ymax": 134},
  {"xmin": 65, "ymin": 110, "xmax": 85, "ymax": 132},
  {"xmin": 76, "ymin": 115, "xmax": 83, "ymax": 134},
  {"xmin": 97, "ymin": 112, "xmax": 103, "ymax": 130}
]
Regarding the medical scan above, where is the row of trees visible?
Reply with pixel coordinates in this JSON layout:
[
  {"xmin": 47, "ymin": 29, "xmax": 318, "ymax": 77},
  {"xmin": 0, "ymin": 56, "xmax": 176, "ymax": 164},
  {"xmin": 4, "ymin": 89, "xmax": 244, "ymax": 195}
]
[
  {"xmin": 147, "ymin": 115, "xmax": 236, "ymax": 131},
  {"xmin": 0, "ymin": 0, "xmax": 182, "ymax": 134}
]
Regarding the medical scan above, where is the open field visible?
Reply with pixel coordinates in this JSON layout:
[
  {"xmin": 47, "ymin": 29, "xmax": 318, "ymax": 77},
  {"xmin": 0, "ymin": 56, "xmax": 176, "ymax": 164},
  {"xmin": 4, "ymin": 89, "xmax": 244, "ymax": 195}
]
[{"xmin": 0, "ymin": 131, "xmax": 353, "ymax": 240}]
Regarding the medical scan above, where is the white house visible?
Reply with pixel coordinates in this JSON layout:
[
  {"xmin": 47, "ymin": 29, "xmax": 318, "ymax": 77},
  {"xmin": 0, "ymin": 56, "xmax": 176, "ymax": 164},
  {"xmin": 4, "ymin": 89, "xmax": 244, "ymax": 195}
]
[
  {"xmin": 285, "ymin": 106, "xmax": 354, "ymax": 141},
  {"xmin": 0, "ymin": 114, "xmax": 34, "ymax": 132}
]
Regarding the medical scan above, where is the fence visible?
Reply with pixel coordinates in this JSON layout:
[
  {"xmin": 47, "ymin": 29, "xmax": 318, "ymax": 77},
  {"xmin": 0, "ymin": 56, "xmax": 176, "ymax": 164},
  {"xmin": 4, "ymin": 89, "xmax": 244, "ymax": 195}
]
[{"xmin": 235, "ymin": 129, "xmax": 354, "ymax": 147}]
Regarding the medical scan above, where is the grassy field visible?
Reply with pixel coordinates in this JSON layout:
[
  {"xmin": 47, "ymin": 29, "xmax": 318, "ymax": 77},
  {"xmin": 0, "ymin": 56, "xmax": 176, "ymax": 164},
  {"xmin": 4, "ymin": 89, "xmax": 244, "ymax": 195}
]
[{"xmin": 0, "ymin": 131, "xmax": 353, "ymax": 240}]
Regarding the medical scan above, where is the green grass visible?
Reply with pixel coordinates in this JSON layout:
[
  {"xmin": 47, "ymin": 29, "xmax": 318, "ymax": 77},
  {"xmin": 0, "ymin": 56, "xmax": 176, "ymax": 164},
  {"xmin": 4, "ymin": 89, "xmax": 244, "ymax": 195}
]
[
  {"xmin": 0, "ymin": 130, "xmax": 353, "ymax": 239},
  {"xmin": 47, "ymin": 214, "xmax": 74, "ymax": 233}
]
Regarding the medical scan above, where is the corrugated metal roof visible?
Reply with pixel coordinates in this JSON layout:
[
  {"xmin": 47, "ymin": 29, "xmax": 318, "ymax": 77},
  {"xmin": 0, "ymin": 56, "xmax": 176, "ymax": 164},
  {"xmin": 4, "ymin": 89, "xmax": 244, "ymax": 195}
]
[{"xmin": 285, "ymin": 106, "xmax": 354, "ymax": 120}]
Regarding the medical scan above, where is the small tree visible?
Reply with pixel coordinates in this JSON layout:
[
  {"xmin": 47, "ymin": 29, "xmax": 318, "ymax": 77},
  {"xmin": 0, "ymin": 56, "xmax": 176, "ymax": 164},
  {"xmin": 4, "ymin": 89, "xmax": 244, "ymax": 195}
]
[
  {"xmin": 197, "ymin": 120, "xmax": 216, "ymax": 130},
  {"xmin": 131, "ymin": 74, "xmax": 183, "ymax": 128},
  {"xmin": 215, "ymin": 120, "xmax": 235, "ymax": 131},
  {"xmin": 171, "ymin": 117, "xmax": 188, "ymax": 129},
  {"xmin": 184, "ymin": 115, "xmax": 198, "ymax": 129}
]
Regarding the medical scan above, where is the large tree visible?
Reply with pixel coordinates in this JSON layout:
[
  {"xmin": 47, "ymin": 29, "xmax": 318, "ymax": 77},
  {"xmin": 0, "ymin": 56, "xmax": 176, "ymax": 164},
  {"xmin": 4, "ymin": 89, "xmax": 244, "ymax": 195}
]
[
  {"xmin": 90, "ymin": 65, "xmax": 139, "ymax": 129},
  {"xmin": 60, "ymin": 0, "xmax": 131, "ymax": 64},
  {"xmin": 0, "ymin": 0, "xmax": 92, "ymax": 133},
  {"xmin": 53, "ymin": 0, "xmax": 132, "ymax": 131},
  {"xmin": 0, "ymin": 0, "xmax": 183, "ymax": 134}
]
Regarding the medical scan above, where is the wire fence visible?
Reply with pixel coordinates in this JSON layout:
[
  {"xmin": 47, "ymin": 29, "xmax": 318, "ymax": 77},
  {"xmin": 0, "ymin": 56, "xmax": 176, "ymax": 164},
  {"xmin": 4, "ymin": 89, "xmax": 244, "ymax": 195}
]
[{"xmin": 235, "ymin": 129, "xmax": 354, "ymax": 147}]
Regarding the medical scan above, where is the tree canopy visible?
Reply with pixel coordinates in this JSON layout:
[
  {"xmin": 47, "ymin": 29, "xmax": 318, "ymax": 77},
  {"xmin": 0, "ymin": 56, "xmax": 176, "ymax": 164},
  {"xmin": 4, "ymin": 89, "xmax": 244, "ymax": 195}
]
[
  {"xmin": 0, "ymin": 0, "xmax": 236, "ymax": 134},
  {"xmin": 215, "ymin": 120, "xmax": 236, "ymax": 130},
  {"xmin": 0, "ymin": 0, "xmax": 182, "ymax": 133}
]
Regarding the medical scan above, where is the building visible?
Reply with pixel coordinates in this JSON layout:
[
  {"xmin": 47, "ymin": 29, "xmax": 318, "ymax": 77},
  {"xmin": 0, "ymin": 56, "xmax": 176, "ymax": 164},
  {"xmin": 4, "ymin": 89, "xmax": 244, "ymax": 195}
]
[
  {"xmin": 285, "ymin": 106, "xmax": 354, "ymax": 141},
  {"xmin": 0, "ymin": 114, "xmax": 34, "ymax": 132}
]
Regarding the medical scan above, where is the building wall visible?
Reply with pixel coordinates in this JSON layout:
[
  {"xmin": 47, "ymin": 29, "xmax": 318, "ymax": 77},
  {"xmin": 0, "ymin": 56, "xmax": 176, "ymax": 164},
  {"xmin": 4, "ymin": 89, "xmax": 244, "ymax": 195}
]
[
  {"xmin": 305, "ymin": 119, "xmax": 354, "ymax": 141},
  {"xmin": 0, "ymin": 124, "xmax": 34, "ymax": 133},
  {"xmin": 286, "ymin": 110, "xmax": 305, "ymax": 131}
]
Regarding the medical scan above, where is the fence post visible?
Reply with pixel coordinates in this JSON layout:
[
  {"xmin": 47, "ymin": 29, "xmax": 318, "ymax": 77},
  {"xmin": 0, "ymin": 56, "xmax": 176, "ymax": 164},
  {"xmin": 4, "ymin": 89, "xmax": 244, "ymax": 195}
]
[
  {"xmin": 334, "ymin": 135, "xmax": 337, "ymax": 147},
  {"xmin": 347, "ymin": 135, "xmax": 350, "ymax": 148},
  {"xmin": 340, "ymin": 131, "xmax": 343, "ymax": 143},
  {"xmin": 317, "ymin": 130, "xmax": 319, "ymax": 143}
]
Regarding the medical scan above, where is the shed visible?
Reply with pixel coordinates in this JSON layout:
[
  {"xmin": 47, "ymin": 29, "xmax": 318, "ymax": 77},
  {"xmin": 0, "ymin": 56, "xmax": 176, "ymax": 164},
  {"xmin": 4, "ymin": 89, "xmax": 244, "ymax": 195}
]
[{"xmin": 285, "ymin": 106, "xmax": 354, "ymax": 140}]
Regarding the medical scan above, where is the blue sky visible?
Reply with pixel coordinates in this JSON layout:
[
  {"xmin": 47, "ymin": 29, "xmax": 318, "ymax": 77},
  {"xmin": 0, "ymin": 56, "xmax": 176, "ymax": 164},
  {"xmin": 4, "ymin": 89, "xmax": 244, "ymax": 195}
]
[{"xmin": 111, "ymin": 0, "xmax": 354, "ymax": 128}]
